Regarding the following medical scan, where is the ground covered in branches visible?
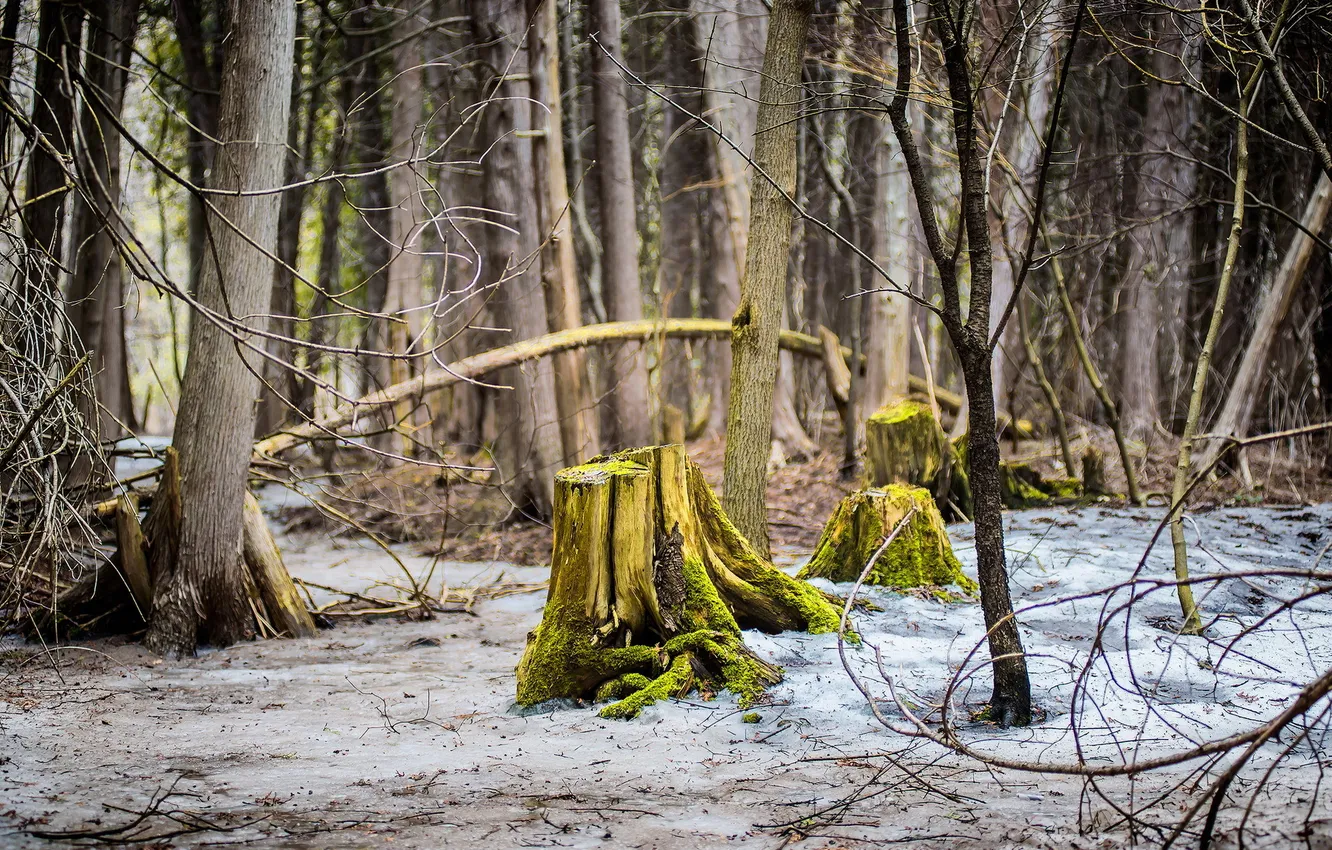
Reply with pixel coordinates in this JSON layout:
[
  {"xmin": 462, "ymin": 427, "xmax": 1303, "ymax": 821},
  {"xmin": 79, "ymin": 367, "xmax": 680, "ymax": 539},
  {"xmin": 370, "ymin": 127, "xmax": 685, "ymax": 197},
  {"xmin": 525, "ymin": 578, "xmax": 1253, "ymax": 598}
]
[{"xmin": 2, "ymin": 499, "xmax": 1330, "ymax": 848}]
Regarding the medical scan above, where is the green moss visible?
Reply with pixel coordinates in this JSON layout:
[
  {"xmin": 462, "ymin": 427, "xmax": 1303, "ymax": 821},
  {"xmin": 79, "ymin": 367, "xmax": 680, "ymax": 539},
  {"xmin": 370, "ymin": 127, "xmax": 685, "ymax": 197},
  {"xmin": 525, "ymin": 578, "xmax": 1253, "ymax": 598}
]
[
  {"xmin": 868, "ymin": 398, "xmax": 932, "ymax": 426},
  {"xmin": 598, "ymin": 653, "xmax": 695, "ymax": 719},
  {"xmin": 514, "ymin": 589, "xmax": 659, "ymax": 705},
  {"xmin": 800, "ymin": 486, "xmax": 975, "ymax": 594},
  {"xmin": 595, "ymin": 673, "xmax": 654, "ymax": 702},
  {"xmin": 684, "ymin": 462, "xmax": 844, "ymax": 635},
  {"xmin": 663, "ymin": 630, "xmax": 782, "ymax": 706},
  {"xmin": 742, "ymin": 711, "xmax": 762, "ymax": 723},
  {"xmin": 999, "ymin": 462, "xmax": 1082, "ymax": 508}
]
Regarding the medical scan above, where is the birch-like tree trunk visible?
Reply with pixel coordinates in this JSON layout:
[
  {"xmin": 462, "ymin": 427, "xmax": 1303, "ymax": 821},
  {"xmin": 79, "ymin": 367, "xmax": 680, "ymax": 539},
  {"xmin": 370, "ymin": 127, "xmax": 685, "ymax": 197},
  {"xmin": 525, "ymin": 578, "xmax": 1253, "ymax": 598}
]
[
  {"xmin": 591, "ymin": 0, "xmax": 653, "ymax": 448},
  {"xmin": 384, "ymin": 3, "xmax": 428, "ymax": 455},
  {"xmin": 145, "ymin": 0, "xmax": 297, "ymax": 654}
]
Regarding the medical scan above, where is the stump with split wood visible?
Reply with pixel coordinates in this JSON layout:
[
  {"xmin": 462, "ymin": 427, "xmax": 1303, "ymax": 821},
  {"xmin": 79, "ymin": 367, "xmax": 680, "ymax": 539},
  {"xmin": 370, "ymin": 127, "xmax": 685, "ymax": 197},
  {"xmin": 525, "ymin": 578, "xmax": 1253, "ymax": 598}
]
[
  {"xmin": 514, "ymin": 444, "xmax": 843, "ymax": 719},
  {"xmin": 798, "ymin": 486, "xmax": 975, "ymax": 594}
]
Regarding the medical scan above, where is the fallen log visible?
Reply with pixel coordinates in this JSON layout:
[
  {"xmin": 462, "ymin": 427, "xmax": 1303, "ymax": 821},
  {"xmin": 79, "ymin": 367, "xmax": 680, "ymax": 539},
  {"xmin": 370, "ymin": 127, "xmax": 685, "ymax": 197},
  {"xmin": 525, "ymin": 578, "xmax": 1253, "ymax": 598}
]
[
  {"xmin": 253, "ymin": 320, "xmax": 963, "ymax": 459},
  {"xmin": 514, "ymin": 444, "xmax": 842, "ymax": 719},
  {"xmin": 241, "ymin": 492, "xmax": 317, "ymax": 638}
]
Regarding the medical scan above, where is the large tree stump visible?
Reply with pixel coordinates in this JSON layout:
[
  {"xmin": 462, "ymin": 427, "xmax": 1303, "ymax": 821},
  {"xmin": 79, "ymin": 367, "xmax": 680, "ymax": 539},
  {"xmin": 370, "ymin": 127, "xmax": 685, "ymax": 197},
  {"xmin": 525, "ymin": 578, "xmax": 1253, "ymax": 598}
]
[
  {"xmin": 866, "ymin": 400, "xmax": 946, "ymax": 489},
  {"xmin": 798, "ymin": 486, "xmax": 975, "ymax": 593},
  {"xmin": 515, "ymin": 444, "xmax": 842, "ymax": 718}
]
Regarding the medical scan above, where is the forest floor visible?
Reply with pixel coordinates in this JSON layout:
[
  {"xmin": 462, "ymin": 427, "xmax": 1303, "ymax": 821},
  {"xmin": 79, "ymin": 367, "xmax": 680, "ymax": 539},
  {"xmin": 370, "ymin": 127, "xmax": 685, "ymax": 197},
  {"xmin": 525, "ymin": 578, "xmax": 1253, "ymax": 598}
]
[{"xmin": 2, "ymin": 487, "xmax": 1330, "ymax": 848}]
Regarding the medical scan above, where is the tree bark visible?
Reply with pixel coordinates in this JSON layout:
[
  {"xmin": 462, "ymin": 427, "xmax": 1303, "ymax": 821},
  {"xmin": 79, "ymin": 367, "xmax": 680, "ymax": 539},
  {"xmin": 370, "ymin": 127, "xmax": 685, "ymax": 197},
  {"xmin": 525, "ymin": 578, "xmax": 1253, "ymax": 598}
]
[
  {"xmin": 145, "ymin": 0, "xmax": 297, "ymax": 655},
  {"xmin": 591, "ymin": 0, "xmax": 653, "ymax": 448},
  {"xmin": 1200, "ymin": 172, "xmax": 1332, "ymax": 470},
  {"xmin": 720, "ymin": 0, "xmax": 812, "ymax": 558}
]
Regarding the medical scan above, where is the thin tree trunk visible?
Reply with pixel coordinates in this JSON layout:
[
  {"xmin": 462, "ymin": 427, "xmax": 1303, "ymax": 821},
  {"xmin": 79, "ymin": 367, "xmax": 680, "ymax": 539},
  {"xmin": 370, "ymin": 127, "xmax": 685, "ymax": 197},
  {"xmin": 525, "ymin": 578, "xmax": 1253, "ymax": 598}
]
[
  {"xmin": 591, "ymin": 0, "xmax": 652, "ymax": 448},
  {"xmin": 529, "ymin": 0, "xmax": 600, "ymax": 463},
  {"xmin": 22, "ymin": 0, "xmax": 84, "ymax": 339},
  {"xmin": 257, "ymin": 12, "xmax": 319, "ymax": 437},
  {"xmin": 1200, "ymin": 172, "xmax": 1332, "ymax": 470},
  {"xmin": 172, "ymin": 0, "xmax": 221, "ymax": 300},
  {"xmin": 693, "ymin": 0, "xmax": 759, "ymax": 436},
  {"xmin": 720, "ymin": 0, "xmax": 811, "ymax": 558},
  {"xmin": 383, "ymin": 4, "xmax": 428, "ymax": 455},
  {"xmin": 1046, "ymin": 235, "xmax": 1144, "ymax": 504},
  {"xmin": 658, "ymin": 4, "xmax": 705, "ymax": 435},
  {"xmin": 145, "ymin": 0, "xmax": 296, "ymax": 655},
  {"xmin": 1169, "ymin": 70, "xmax": 1259, "ymax": 636},
  {"xmin": 67, "ymin": 0, "xmax": 138, "ymax": 439}
]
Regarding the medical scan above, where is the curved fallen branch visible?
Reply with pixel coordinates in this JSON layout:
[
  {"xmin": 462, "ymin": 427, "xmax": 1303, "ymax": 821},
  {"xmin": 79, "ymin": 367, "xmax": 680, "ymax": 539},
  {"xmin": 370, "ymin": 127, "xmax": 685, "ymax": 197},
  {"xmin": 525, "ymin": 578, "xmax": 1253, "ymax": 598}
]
[{"xmin": 252, "ymin": 319, "xmax": 962, "ymax": 459}]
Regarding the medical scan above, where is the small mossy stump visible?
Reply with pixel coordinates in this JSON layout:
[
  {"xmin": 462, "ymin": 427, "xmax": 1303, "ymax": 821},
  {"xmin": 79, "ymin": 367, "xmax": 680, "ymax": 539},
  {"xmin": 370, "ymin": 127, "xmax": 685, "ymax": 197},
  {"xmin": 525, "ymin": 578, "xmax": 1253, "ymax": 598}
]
[
  {"xmin": 798, "ymin": 486, "xmax": 975, "ymax": 593},
  {"xmin": 866, "ymin": 400, "xmax": 945, "ymax": 490},
  {"xmin": 514, "ymin": 444, "xmax": 843, "ymax": 719}
]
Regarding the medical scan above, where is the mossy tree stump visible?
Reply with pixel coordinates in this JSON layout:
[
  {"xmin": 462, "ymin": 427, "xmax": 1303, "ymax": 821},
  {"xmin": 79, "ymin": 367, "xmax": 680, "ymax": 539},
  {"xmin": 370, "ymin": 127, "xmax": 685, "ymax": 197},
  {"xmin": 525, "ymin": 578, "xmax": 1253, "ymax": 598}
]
[
  {"xmin": 866, "ymin": 400, "xmax": 945, "ymax": 490},
  {"xmin": 867, "ymin": 400, "xmax": 973, "ymax": 519},
  {"xmin": 798, "ymin": 486, "xmax": 975, "ymax": 593},
  {"xmin": 515, "ymin": 444, "xmax": 843, "ymax": 719}
]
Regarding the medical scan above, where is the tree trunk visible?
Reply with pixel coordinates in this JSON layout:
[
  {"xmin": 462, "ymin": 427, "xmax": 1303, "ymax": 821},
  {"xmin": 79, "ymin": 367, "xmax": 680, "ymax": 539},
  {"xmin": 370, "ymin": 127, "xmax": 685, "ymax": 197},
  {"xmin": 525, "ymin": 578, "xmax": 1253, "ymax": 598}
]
[
  {"xmin": 720, "ymin": 0, "xmax": 811, "ymax": 558},
  {"xmin": 1118, "ymin": 33, "xmax": 1197, "ymax": 441},
  {"xmin": 172, "ymin": 0, "xmax": 221, "ymax": 301},
  {"xmin": 1169, "ymin": 74, "xmax": 1256, "ymax": 636},
  {"xmin": 22, "ymin": 0, "xmax": 84, "ymax": 348},
  {"xmin": 67, "ymin": 0, "xmax": 138, "ymax": 440},
  {"xmin": 591, "ymin": 0, "xmax": 652, "ymax": 448},
  {"xmin": 529, "ymin": 0, "xmax": 600, "ymax": 464},
  {"xmin": 658, "ymin": 4, "xmax": 705, "ymax": 435},
  {"xmin": 241, "ymin": 492, "xmax": 317, "ymax": 638},
  {"xmin": 862, "ymin": 26, "xmax": 912, "ymax": 416},
  {"xmin": 145, "ymin": 0, "xmax": 296, "ymax": 655},
  {"xmin": 514, "ymin": 444, "xmax": 839, "ymax": 717},
  {"xmin": 383, "ymin": 4, "xmax": 428, "ymax": 456},
  {"xmin": 257, "ymin": 11, "xmax": 318, "ymax": 437},
  {"xmin": 1200, "ymin": 172, "xmax": 1332, "ymax": 470},
  {"xmin": 477, "ymin": 0, "xmax": 565, "ymax": 516}
]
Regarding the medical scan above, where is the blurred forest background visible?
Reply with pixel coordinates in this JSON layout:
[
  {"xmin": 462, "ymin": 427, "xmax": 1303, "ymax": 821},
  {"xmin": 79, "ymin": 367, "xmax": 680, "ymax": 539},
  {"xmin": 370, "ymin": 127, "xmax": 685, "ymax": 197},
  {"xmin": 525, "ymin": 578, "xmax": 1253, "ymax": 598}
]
[{"xmin": 2, "ymin": 0, "xmax": 1331, "ymax": 642}]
